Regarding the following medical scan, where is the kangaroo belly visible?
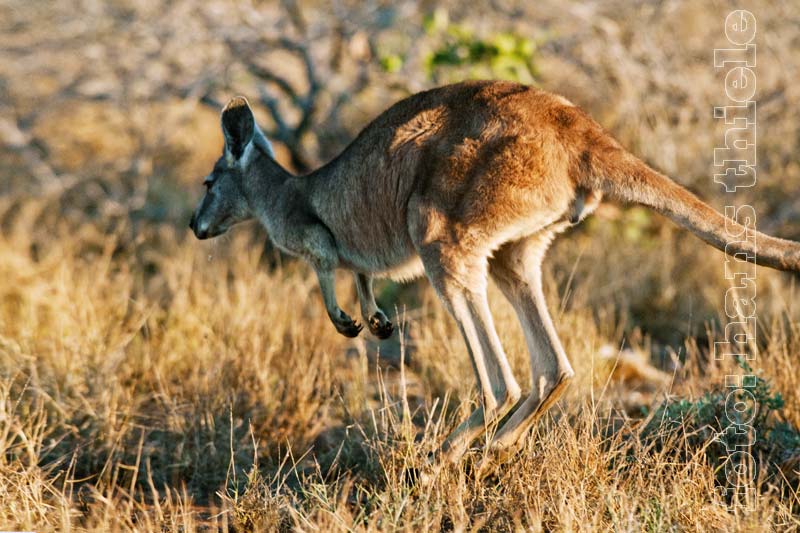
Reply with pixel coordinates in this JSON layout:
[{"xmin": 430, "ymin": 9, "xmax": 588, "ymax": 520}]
[
  {"xmin": 335, "ymin": 239, "xmax": 424, "ymax": 282},
  {"xmin": 374, "ymin": 255, "xmax": 425, "ymax": 282}
]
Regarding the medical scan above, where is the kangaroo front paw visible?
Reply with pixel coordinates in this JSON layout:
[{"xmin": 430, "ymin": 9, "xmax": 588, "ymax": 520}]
[
  {"xmin": 368, "ymin": 311, "xmax": 393, "ymax": 339},
  {"xmin": 333, "ymin": 310, "xmax": 363, "ymax": 338}
]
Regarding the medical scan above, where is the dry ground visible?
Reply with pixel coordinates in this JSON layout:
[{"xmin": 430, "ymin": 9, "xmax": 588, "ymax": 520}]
[
  {"xmin": 3, "ymin": 0, "xmax": 800, "ymax": 531},
  {"xmin": 2, "ymin": 199, "xmax": 800, "ymax": 531}
]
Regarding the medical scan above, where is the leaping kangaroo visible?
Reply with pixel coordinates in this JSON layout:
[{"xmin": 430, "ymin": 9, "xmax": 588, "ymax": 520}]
[{"xmin": 189, "ymin": 80, "xmax": 800, "ymax": 464}]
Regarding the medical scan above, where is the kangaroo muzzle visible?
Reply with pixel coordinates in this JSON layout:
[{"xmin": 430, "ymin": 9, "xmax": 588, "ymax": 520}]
[{"xmin": 189, "ymin": 211, "xmax": 211, "ymax": 240}]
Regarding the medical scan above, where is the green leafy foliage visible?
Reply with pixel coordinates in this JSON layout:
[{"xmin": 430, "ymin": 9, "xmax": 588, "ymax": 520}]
[
  {"xmin": 640, "ymin": 358, "xmax": 800, "ymax": 494},
  {"xmin": 379, "ymin": 53, "xmax": 404, "ymax": 74},
  {"xmin": 421, "ymin": 9, "xmax": 539, "ymax": 83}
]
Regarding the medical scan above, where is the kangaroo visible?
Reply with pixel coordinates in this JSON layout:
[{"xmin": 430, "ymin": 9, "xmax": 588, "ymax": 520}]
[{"xmin": 189, "ymin": 80, "xmax": 800, "ymax": 464}]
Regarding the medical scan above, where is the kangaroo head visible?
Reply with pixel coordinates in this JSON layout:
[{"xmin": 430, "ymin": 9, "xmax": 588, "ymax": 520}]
[{"xmin": 190, "ymin": 96, "xmax": 274, "ymax": 239}]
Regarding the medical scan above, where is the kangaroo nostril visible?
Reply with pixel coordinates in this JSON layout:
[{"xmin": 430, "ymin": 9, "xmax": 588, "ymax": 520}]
[{"xmin": 194, "ymin": 220, "xmax": 211, "ymax": 239}]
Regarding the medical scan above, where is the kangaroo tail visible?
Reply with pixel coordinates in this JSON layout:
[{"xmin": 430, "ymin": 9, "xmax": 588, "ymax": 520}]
[{"xmin": 582, "ymin": 147, "xmax": 800, "ymax": 272}]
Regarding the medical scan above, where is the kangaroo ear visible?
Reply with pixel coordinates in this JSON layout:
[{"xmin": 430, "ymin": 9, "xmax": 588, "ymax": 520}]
[
  {"xmin": 221, "ymin": 96, "xmax": 255, "ymax": 160},
  {"xmin": 253, "ymin": 127, "xmax": 275, "ymax": 158}
]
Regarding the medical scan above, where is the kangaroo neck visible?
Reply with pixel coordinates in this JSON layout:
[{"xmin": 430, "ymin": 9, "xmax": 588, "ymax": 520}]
[{"xmin": 244, "ymin": 149, "xmax": 294, "ymax": 221}]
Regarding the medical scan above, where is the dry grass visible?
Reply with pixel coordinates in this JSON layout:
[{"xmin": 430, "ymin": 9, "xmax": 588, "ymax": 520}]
[
  {"xmin": 2, "ymin": 208, "xmax": 800, "ymax": 531},
  {"xmin": 3, "ymin": 0, "xmax": 800, "ymax": 531}
]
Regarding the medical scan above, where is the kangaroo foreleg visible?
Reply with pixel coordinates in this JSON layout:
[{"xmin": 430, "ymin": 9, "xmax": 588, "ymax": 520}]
[
  {"xmin": 304, "ymin": 226, "xmax": 362, "ymax": 338},
  {"xmin": 315, "ymin": 269, "xmax": 362, "ymax": 337},
  {"xmin": 354, "ymin": 273, "xmax": 393, "ymax": 339}
]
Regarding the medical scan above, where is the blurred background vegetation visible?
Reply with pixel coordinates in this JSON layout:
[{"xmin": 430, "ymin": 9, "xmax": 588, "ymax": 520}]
[
  {"xmin": 2, "ymin": 0, "xmax": 799, "ymax": 347},
  {"xmin": 2, "ymin": 0, "xmax": 800, "ymax": 530}
]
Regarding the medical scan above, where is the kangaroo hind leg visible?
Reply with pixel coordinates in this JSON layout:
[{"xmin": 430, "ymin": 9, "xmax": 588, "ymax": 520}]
[
  {"xmin": 485, "ymin": 232, "xmax": 575, "ymax": 461},
  {"xmin": 417, "ymin": 243, "xmax": 522, "ymax": 463}
]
